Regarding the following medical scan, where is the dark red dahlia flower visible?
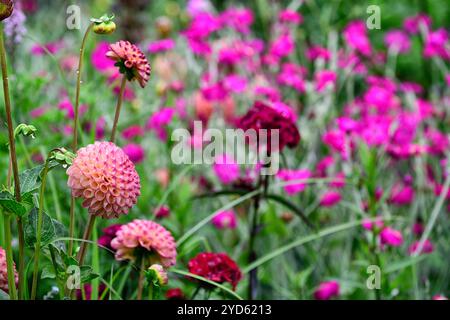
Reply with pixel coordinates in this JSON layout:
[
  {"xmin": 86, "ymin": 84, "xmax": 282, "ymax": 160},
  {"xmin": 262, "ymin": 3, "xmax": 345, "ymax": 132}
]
[
  {"xmin": 236, "ymin": 101, "xmax": 300, "ymax": 152},
  {"xmin": 165, "ymin": 288, "xmax": 185, "ymax": 300},
  {"xmin": 98, "ymin": 224, "xmax": 123, "ymax": 251},
  {"xmin": 188, "ymin": 252, "xmax": 242, "ymax": 290}
]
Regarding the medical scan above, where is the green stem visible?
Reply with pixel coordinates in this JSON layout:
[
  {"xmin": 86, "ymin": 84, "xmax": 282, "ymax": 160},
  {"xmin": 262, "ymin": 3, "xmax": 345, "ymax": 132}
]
[
  {"xmin": 76, "ymin": 214, "xmax": 96, "ymax": 266},
  {"xmin": 137, "ymin": 257, "xmax": 146, "ymax": 300},
  {"xmin": 30, "ymin": 158, "xmax": 51, "ymax": 300},
  {"xmin": 0, "ymin": 23, "xmax": 23, "ymax": 300},
  {"xmin": 110, "ymin": 75, "xmax": 127, "ymax": 143},
  {"xmin": 69, "ymin": 23, "xmax": 93, "ymax": 257},
  {"xmin": 2, "ymin": 213, "xmax": 17, "ymax": 300}
]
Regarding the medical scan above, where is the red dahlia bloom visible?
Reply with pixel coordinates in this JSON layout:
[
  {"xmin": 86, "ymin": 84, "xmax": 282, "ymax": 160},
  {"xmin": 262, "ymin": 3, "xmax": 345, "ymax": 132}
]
[
  {"xmin": 237, "ymin": 101, "xmax": 300, "ymax": 152},
  {"xmin": 188, "ymin": 252, "xmax": 242, "ymax": 290}
]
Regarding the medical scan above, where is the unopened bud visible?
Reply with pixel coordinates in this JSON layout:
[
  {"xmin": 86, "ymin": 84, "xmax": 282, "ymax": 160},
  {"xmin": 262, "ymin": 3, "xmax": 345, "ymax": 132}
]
[
  {"xmin": 91, "ymin": 14, "xmax": 116, "ymax": 35},
  {"xmin": 147, "ymin": 264, "xmax": 168, "ymax": 286},
  {"xmin": 14, "ymin": 124, "xmax": 37, "ymax": 139}
]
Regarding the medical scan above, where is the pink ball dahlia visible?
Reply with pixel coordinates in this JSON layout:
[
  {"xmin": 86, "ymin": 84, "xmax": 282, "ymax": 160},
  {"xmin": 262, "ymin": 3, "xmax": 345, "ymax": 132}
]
[
  {"xmin": 106, "ymin": 40, "xmax": 151, "ymax": 88},
  {"xmin": 67, "ymin": 141, "xmax": 141, "ymax": 219},
  {"xmin": 0, "ymin": 247, "xmax": 18, "ymax": 293},
  {"xmin": 111, "ymin": 219, "xmax": 177, "ymax": 268}
]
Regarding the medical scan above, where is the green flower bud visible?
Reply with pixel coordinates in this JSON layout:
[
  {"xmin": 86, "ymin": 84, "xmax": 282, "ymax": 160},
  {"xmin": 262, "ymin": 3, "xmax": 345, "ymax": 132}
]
[
  {"xmin": 0, "ymin": 0, "xmax": 13, "ymax": 21},
  {"xmin": 14, "ymin": 124, "xmax": 37, "ymax": 139},
  {"xmin": 91, "ymin": 14, "xmax": 116, "ymax": 35}
]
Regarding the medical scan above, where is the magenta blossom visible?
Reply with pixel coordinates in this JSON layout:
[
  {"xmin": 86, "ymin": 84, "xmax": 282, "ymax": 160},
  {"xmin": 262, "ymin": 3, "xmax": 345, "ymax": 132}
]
[
  {"xmin": 306, "ymin": 45, "xmax": 331, "ymax": 61},
  {"xmin": 277, "ymin": 169, "xmax": 312, "ymax": 196},
  {"xmin": 343, "ymin": 20, "xmax": 372, "ymax": 56},
  {"xmin": 211, "ymin": 210, "xmax": 237, "ymax": 229},
  {"xmin": 278, "ymin": 9, "xmax": 302, "ymax": 25},
  {"xmin": 146, "ymin": 107, "xmax": 176, "ymax": 141},
  {"xmin": 154, "ymin": 205, "xmax": 170, "ymax": 219},
  {"xmin": 424, "ymin": 28, "xmax": 450, "ymax": 60},
  {"xmin": 213, "ymin": 153, "xmax": 240, "ymax": 185},
  {"xmin": 380, "ymin": 227, "xmax": 403, "ymax": 247},
  {"xmin": 314, "ymin": 281, "xmax": 340, "ymax": 300},
  {"xmin": 91, "ymin": 42, "xmax": 115, "ymax": 72},
  {"xmin": 362, "ymin": 217, "xmax": 384, "ymax": 231},
  {"xmin": 269, "ymin": 33, "xmax": 294, "ymax": 59},
  {"xmin": 403, "ymin": 14, "xmax": 432, "ymax": 34},
  {"xmin": 408, "ymin": 239, "xmax": 434, "ymax": 255},
  {"xmin": 122, "ymin": 125, "xmax": 144, "ymax": 140},
  {"xmin": 148, "ymin": 39, "xmax": 175, "ymax": 54},
  {"xmin": 95, "ymin": 116, "xmax": 106, "ymax": 140},
  {"xmin": 220, "ymin": 8, "xmax": 253, "ymax": 34},
  {"xmin": 315, "ymin": 70, "xmax": 337, "ymax": 92},
  {"xmin": 31, "ymin": 41, "xmax": 62, "ymax": 56},
  {"xmin": 123, "ymin": 143, "xmax": 145, "ymax": 164},
  {"xmin": 319, "ymin": 191, "xmax": 342, "ymax": 207},
  {"xmin": 385, "ymin": 30, "xmax": 411, "ymax": 54}
]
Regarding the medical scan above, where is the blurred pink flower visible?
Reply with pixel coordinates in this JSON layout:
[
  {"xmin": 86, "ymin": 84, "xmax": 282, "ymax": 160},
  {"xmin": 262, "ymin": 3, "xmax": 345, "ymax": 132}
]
[
  {"xmin": 31, "ymin": 41, "xmax": 62, "ymax": 56},
  {"xmin": 380, "ymin": 227, "xmax": 403, "ymax": 247},
  {"xmin": 213, "ymin": 153, "xmax": 240, "ymax": 185},
  {"xmin": 424, "ymin": 28, "xmax": 450, "ymax": 60},
  {"xmin": 224, "ymin": 74, "xmax": 247, "ymax": 93},
  {"xmin": 314, "ymin": 281, "xmax": 340, "ymax": 300},
  {"xmin": 146, "ymin": 107, "xmax": 176, "ymax": 141},
  {"xmin": 277, "ymin": 62, "xmax": 306, "ymax": 93},
  {"xmin": 91, "ymin": 42, "xmax": 115, "ymax": 72},
  {"xmin": 319, "ymin": 191, "xmax": 342, "ymax": 207},
  {"xmin": 408, "ymin": 239, "xmax": 434, "ymax": 255},
  {"xmin": 95, "ymin": 117, "xmax": 106, "ymax": 140},
  {"xmin": 329, "ymin": 172, "xmax": 346, "ymax": 188},
  {"xmin": 412, "ymin": 221, "xmax": 424, "ymax": 236},
  {"xmin": 432, "ymin": 295, "xmax": 448, "ymax": 300},
  {"xmin": 362, "ymin": 217, "xmax": 384, "ymax": 231},
  {"xmin": 277, "ymin": 169, "xmax": 312, "ymax": 195},
  {"xmin": 58, "ymin": 98, "xmax": 88, "ymax": 120},
  {"xmin": 123, "ymin": 143, "xmax": 145, "ymax": 164},
  {"xmin": 343, "ymin": 20, "xmax": 372, "ymax": 56},
  {"xmin": 278, "ymin": 9, "xmax": 302, "ymax": 24},
  {"xmin": 385, "ymin": 30, "xmax": 411, "ymax": 53},
  {"xmin": 306, "ymin": 45, "xmax": 331, "ymax": 61},
  {"xmin": 186, "ymin": 0, "xmax": 211, "ymax": 17},
  {"xmin": 315, "ymin": 70, "xmax": 337, "ymax": 92},
  {"xmin": 269, "ymin": 33, "xmax": 294, "ymax": 59},
  {"xmin": 212, "ymin": 210, "xmax": 237, "ymax": 229},
  {"xmin": 122, "ymin": 125, "xmax": 144, "ymax": 140},
  {"xmin": 389, "ymin": 183, "xmax": 415, "ymax": 206},
  {"xmin": 148, "ymin": 39, "xmax": 175, "ymax": 54},
  {"xmin": 403, "ymin": 14, "xmax": 432, "ymax": 34},
  {"xmin": 154, "ymin": 205, "xmax": 171, "ymax": 219},
  {"xmin": 220, "ymin": 8, "xmax": 253, "ymax": 34}
]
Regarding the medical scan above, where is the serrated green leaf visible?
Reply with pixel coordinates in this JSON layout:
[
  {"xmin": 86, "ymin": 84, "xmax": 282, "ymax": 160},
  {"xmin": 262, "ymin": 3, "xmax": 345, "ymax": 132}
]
[
  {"xmin": 41, "ymin": 265, "xmax": 56, "ymax": 279},
  {"xmin": 80, "ymin": 266, "xmax": 100, "ymax": 283},
  {"xmin": 19, "ymin": 161, "xmax": 59, "ymax": 195},
  {"xmin": 0, "ymin": 191, "xmax": 27, "ymax": 216},
  {"xmin": 25, "ymin": 208, "xmax": 56, "ymax": 248}
]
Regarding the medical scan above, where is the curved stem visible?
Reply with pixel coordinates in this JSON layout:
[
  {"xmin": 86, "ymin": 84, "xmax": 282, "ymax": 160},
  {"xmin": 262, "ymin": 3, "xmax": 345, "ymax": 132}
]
[
  {"xmin": 30, "ymin": 159, "xmax": 51, "ymax": 300},
  {"xmin": 76, "ymin": 214, "xmax": 96, "ymax": 266},
  {"xmin": 68, "ymin": 23, "xmax": 93, "ymax": 257},
  {"xmin": 110, "ymin": 75, "xmax": 127, "ymax": 143},
  {"xmin": 2, "ymin": 213, "xmax": 17, "ymax": 300},
  {"xmin": 0, "ymin": 23, "xmax": 23, "ymax": 300},
  {"xmin": 137, "ymin": 257, "xmax": 146, "ymax": 300}
]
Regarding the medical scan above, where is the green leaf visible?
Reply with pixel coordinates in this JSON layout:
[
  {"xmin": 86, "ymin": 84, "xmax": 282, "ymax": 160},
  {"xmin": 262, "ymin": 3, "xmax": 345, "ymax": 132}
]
[
  {"xmin": 41, "ymin": 265, "xmax": 57, "ymax": 280},
  {"xmin": 0, "ymin": 191, "xmax": 27, "ymax": 217},
  {"xmin": 19, "ymin": 161, "xmax": 59, "ymax": 195},
  {"xmin": 24, "ymin": 208, "xmax": 56, "ymax": 248},
  {"xmin": 80, "ymin": 266, "xmax": 100, "ymax": 284}
]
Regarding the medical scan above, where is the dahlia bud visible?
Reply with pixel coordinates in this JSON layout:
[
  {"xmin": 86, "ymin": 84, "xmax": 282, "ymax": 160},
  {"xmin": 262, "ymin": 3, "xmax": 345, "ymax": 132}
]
[
  {"xmin": 155, "ymin": 16, "xmax": 172, "ymax": 38},
  {"xmin": 147, "ymin": 264, "xmax": 168, "ymax": 286},
  {"xmin": 50, "ymin": 148, "xmax": 76, "ymax": 167},
  {"xmin": 91, "ymin": 14, "xmax": 116, "ymax": 35},
  {"xmin": 14, "ymin": 123, "xmax": 37, "ymax": 139},
  {"xmin": 0, "ymin": 0, "xmax": 13, "ymax": 21}
]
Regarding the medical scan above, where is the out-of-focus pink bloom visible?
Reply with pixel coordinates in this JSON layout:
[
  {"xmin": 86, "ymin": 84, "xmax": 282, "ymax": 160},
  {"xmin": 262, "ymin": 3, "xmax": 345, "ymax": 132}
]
[
  {"xmin": 380, "ymin": 227, "xmax": 404, "ymax": 247},
  {"xmin": 400, "ymin": 81, "xmax": 423, "ymax": 94},
  {"xmin": 425, "ymin": 129, "xmax": 449, "ymax": 155},
  {"xmin": 322, "ymin": 129, "xmax": 349, "ymax": 158},
  {"xmin": 316, "ymin": 156, "xmax": 334, "ymax": 177},
  {"xmin": 424, "ymin": 28, "xmax": 450, "ymax": 60},
  {"xmin": 362, "ymin": 216, "xmax": 384, "ymax": 231},
  {"xmin": 338, "ymin": 50, "xmax": 367, "ymax": 74},
  {"xmin": 254, "ymin": 86, "xmax": 281, "ymax": 102},
  {"xmin": 148, "ymin": 39, "xmax": 176, "ymax": 53},
  {"xmin": 123, "ymin": 143, "xmax": 145, "ymax": 164},
  {"xmin": 336, "ymin": 117, "xmax": 358, "ymax": 132},
  {"xmin": 146, "ymin": 107, "xmax": 176, "ymax": 141},
  {"xmin": 343, "ymin": 20, "xmax": 372, "ymax": 56},
  {"xmin": 306, "ymin": 45, "xmax": 331, "ymax": 61},
  {"xmin": 277, "ymin": 169, "xmax": 312, "ymax": 195},
  {"xmin": 329, "ymin": 172, "xmax": 346, "ymax": 188},
  {"xmin": 403, "ymin": 14, "xmax": 432, "ymax": 34},
  {"xmin": 91, "ymin": 42, "xmax": 115, "ymax": 72},
  {"xmin": 213, "ymin": 154, "xmax": 240, "ymax": 185},
  {"xmin": 315, "ymin": 70, "xmax": 337, "ymax": 92},
  {"xmin": 186, "ymin": 0, "xmax": 211, "ymax": 17},
  {"xmin": 21, "ymin": 0, "xmax": 38, "ymax": 13},
  {"xmin": 224, "ymin": 74, "xmax": 247, "ymax": 93},
  {"xmin": 58, "ymin": 98, "xmax": 88, "ymax": 120},
  {"xmin": 364, "ymin": 85, "xmax": 398, "ymax": 113},
  {"xmin": 95, "ymin": 116, "xmax": 106, "ymax": 140},
  {"xmin": 277, "ymin": 62, "xmax": 306, "ymax": 93},
  {"xmin": 385, "ymin": 30, "xmax": 411, "ymax": 54},
  {"xmin": 319, "ymin": 191, "xmax": 342, "ymax": 207},
  {"xmin": 154, "ymin": 205, "xmax": 170, "ymax": 219},
  {"xmin": 272, "ymin": 101, "xmax": 297, "ymax": 122},
  {"xmin": 314, "ymin": 281, "xmax": 340, "ymax": 300},
  {"xmin": 122, "ymin": 125, "xmax": 144, "ymax": 140},
  {"xmin": 211, "ymin": 210, "xmax": 237, "ymax": 229},
  {"xmin": 220, "ymin": 8, "xmax": 253, "ymax": 34},
  {"xmin": 432, "ymin": 295, "xmax": 448, "ymax": 300},
  {"xmin": 408, "ymin": 239, "xmax": 434, "ymax": 255},
  {"xmin": 389, "ymin": 183, "xmax": 415, "ymax": 206},
  {"xmin": 31, "ymin": 41, "xmax": 62, "ymax": 56},
  {"xmin": 155, "ymin": 168, "xmax": 170, "ymax": 188},
  {"xmin": 269, "ymin": 33, "xmax": 294, "ymax": 59},
  {"xmin": 412, "ymin": 221, "xmax": 424, "ymax": 236},
  {"xmin": 278, "ymin": 9, "xmax": 303, "ymax": 24},
  {"xmin": 98, "ymin": 224, "xmax": 123, "ymax": 251},
  {"xmin": 30, "ymin": 105, "xmax": 49, "ymax": 118}
]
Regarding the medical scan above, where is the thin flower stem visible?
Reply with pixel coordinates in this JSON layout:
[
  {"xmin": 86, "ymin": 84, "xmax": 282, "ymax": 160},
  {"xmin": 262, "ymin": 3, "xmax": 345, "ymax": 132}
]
[
  {"xmin": 137, "ymin": 257, "xmax": 146, "ymax": 300},
  {"xmin": 2, "ymin": 214, "xmax": 17, "ymax": 300},
  {"xmin": 0, "ymin": 24, "xmax": 24, "ymax": 300},
  {"xmin": 30, "ymin": 158, "xmax": 51, "ymax": 300},
  {"xmin": 110, "ymin": 75, "xmax": 127, "ymax": 143},
  {"xmin": 76, "ymin": 214, "xmax": 96, "ymax": 266},
  {"xmin": 69, "ymin": 23, "xmax": 94, "ymax": 257}
]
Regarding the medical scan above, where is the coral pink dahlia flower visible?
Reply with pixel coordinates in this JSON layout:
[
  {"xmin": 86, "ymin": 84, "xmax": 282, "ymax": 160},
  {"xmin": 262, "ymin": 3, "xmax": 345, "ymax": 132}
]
[
  {"xmin": 111, "ymin": 219, "xmax": 177, "ymax": 268},
  {"xmin": 67, "ymin": 141, "xmax": 141, "ymax": 219},
  {"xmin": 106, "ymin": 40, "xmax": 151, "ymax": 88}
]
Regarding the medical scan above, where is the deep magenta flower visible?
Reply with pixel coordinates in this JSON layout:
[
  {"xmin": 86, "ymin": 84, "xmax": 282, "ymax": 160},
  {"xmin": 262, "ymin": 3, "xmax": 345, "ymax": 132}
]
[
  {"xmin": 237, "ymin": 101, "xmax": 300, "ymax": 152},
  {"xmin": 385, "ymin": 30, "xmax": 411, "ymax": 54},
  {"xmin": 408, "ymin": 240, "xmax": 434, "ymax": 255},
  {"xmin": 111, "ymin": 219, "xmax": 177, "ymax": 268},
  {"xmin": 67, "ymin": 141, "xmax": 141, "ymax": 219},
  {"xmin": 314, "ymin": 281, "xmax": 340, "ymax": 300},
  {"xmin": 211, "ymin": 210, "xmax": 237, "ymax": 229},
  {"xmin": 123, "ymin": 143, "xmax": 145, "ymax": 164},
  {"xmin": 213, "ymin": 153, "xmax": 240, "ymax": 185},
  {"xmin": 380, "ymin": 227, "xmax": 404, "ymax": 247},
  {"xmin": 343, "ymin": 20, "xmax": 372, "ymax": 56},
  {"xmin": 98, "ymin": 224, "xmax": 123, "ymax": 251},
  {"xmin": 319, "ymin": 191, "xmax": 342, "ymax": 207},
  {"xmin": 277, "ymin": 169, "xmax": 311, "ymax": 195},
  {"xmin": 188, "ymin": 252, "xmax": 242, "ymax": 290}
]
